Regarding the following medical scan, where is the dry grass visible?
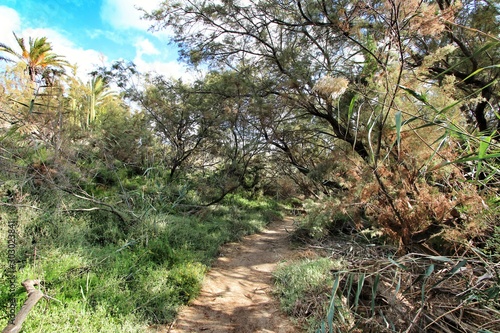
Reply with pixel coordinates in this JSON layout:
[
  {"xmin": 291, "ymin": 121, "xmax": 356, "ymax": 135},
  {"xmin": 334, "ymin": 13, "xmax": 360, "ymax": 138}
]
[{"xmin": 311, "ymin": 237, "xmax": 500, "ymax": 333}]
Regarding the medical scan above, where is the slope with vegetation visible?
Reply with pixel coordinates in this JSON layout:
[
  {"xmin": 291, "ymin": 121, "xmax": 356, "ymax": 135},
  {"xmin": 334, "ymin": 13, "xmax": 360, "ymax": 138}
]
[{"xmin": 1, "ymin": 0, "xmax": 500, "ymax": 332}]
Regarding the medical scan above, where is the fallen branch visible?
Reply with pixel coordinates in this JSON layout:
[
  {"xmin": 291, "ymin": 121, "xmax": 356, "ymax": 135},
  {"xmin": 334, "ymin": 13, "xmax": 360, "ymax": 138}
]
[
  {"xmin": 2, "ymin": 280, "xmax": 44, "ymax": 333},
  {"xmin": 0, "ymin": 203, "xmax": 42, "ymax": 210},
  {"xmin": 61, "ymin": 189, "xmax": 134, "ymax": 224}
]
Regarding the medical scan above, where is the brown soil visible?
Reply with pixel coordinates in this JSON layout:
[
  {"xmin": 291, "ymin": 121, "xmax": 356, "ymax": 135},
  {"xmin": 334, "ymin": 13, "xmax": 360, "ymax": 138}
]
[{"xmin": 150, "ymin": 217, "xmax": 303, "ymax": 333}]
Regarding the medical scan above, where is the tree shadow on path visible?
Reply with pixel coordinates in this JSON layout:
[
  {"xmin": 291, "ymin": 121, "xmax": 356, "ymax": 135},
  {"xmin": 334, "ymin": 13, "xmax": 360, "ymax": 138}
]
[{"xmin": 150, "ymin": 217, "xmax": 302, "ymax": 333}]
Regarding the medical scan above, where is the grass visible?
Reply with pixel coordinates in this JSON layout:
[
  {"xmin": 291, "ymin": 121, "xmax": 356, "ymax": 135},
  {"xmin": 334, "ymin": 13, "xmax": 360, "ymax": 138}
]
[
  {"xmin": 273, "ymin": 257, "xmax": 344, "ymax": 332},
  {"xmin": 0, "ymin": 188, "xmax": 279, "ymax": 332}
]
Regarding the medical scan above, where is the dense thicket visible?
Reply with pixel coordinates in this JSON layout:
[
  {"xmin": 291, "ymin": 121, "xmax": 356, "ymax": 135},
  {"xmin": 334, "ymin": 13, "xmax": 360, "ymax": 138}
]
[
  {"xmin": 1, "ymin": 0, "xmax": 500, "ymax": 332},
  {"xmin": 143, "ymin": 0, "xmax": 500, "ymax": 251}
]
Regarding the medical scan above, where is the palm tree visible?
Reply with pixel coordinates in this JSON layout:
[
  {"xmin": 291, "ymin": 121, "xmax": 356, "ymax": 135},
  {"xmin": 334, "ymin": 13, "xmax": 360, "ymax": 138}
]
[
  {"xmin": 87, "ymin": 75, "xmax": 114, "ymax": 126},
  {"xmin": 0, "ymin": 32, "xmax": 69, "ymax": 85}
]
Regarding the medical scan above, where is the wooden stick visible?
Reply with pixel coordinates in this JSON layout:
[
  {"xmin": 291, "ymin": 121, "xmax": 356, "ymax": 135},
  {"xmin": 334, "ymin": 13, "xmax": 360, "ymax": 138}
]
[{"xmin": 2, "ymin": 280, "xmax": 44, "ymax": 333}]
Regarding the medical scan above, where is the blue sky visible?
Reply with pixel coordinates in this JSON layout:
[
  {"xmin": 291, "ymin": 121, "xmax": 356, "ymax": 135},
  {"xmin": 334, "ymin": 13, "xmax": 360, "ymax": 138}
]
[{"xmin": 0, "ymin": 0, "xmax": 187, "ymax": 81}]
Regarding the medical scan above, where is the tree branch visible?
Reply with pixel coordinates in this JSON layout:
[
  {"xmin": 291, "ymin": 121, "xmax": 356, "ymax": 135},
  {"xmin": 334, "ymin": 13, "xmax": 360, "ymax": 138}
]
[{"xmin": 2, "ymin": 280, "xmax": 44, "ymax": 333}]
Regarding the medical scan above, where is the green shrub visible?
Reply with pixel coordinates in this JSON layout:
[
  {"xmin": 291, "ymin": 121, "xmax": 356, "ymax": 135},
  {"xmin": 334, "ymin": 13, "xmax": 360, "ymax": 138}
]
[
  {"xmin": 84, "ymin": 209, "xmax": 131, "ymax": 246},
  {"xmin": 292, "ymin": 199, "xmax": 357, "ymax": 242},
  {"xmin": 93, "ymin": 167, "xmax": 117, "ymax": 187}
]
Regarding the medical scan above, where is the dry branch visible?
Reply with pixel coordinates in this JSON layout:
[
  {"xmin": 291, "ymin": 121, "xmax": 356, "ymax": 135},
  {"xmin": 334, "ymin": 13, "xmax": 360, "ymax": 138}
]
[
  {"xmin": 2, "ymin": 280, "xmax": 44, "ymax": 333},
  {"xmin": 324, "ymin": 241, "xmax": 500, "ymax": 333},
  {"xmin": 0, "ymin": 203, "xmax": 42, "ymax": 210},
  {"xmin": 61, "ymin": 188, "xmax": 134, "ymax": 224}
]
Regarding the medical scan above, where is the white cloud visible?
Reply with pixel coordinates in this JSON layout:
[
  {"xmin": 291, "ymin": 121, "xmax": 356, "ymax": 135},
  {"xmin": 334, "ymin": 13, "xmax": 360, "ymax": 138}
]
[
  {"xmin": 101, "ymin": 0, "xmax": 162, "ymax": 31},
  {"xmin": 0, "ymin": 6, "xmax": 21, "ymax": 52},
  {"xmin": 132, "ymin": 34, "xmax": 193, "ymax": 81},
  {"xmin": 134, "ymin": 37, "xmax": 160, "ymax": 57},
  {"xmin": 99, "ymin": 0, "xmax": 174, "ymax": 43},
  {"xmin": 133, "ymin": 53, "xmax": 194, "ymax": 81}
]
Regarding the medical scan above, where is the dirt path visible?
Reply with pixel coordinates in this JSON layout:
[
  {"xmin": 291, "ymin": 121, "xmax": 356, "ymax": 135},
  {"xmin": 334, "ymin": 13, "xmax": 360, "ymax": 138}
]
[{"xmin": 153, "ymin": 217, "xmax": 302, "ymax": 333}]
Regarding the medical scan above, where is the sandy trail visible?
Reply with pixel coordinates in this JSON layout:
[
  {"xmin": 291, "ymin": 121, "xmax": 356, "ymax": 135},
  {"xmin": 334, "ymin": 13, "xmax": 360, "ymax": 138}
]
[{"xmin": 153, "ymin": 217, "xmax": 302, "ymax": 333}]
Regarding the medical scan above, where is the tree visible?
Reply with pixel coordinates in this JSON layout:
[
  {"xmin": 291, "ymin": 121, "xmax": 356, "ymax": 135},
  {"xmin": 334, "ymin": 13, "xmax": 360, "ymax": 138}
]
[
  {"xmin": 194, "ymin": 70, "xmax": 269, "ymax": 203},
  {"xmin": 145, "ymin": 0, "xmax": 379, "ymax": 163},
  {"xmin": 86, "ymin": 75, "xmax": 115, "ymax": 128},
  {"xmin": 145, "ymin": 0, "xmax": 497, "ymax": 251},
  {"xmin": 429, "ymin": 0, "xmax": 500, "ymax": 135},
  {"xmin": 138, "ymin": 76, "xmax": 220, "ymax": 182},
  {"xmin": 0, "ymin": 32, "xmax": 69, "ymax": 85},
  {"xmin": 146, "ymin": 0, "xmax": 499, "ymax": 160}
]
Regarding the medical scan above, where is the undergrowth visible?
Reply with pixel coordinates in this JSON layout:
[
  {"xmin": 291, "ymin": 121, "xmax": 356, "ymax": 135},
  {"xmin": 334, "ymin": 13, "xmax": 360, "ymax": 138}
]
[
  {"xmin": 283, "ymin": 195, "xmax": 500, "ymax": 333},
  {"xmin": 0, "ymin": 183, "xmax": 279, "ymax": 332},
  {"xmin": 273, "ymin": 257, "xmax": 344, "ymax": 332}
]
